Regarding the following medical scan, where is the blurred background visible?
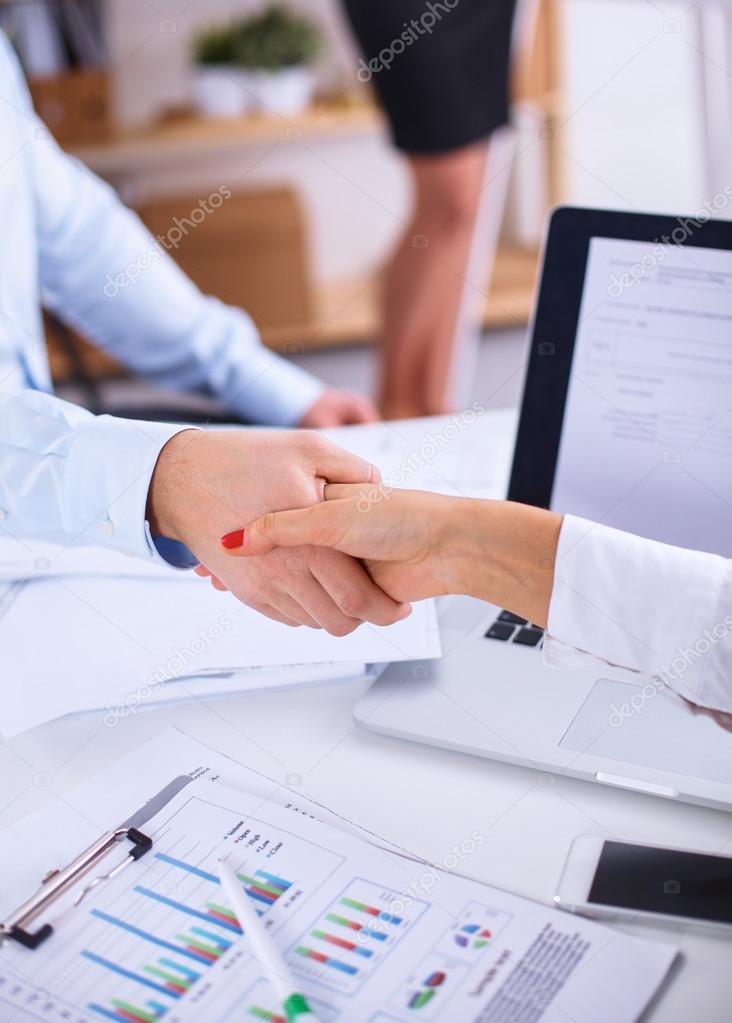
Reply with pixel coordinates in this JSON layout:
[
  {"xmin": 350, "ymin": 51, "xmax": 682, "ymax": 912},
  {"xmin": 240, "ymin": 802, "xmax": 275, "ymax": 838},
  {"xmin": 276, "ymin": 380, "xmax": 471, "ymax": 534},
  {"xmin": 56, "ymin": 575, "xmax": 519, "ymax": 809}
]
[{"xmin": 3, "ymin": 0, "xmax": 726, "ymax": 419}]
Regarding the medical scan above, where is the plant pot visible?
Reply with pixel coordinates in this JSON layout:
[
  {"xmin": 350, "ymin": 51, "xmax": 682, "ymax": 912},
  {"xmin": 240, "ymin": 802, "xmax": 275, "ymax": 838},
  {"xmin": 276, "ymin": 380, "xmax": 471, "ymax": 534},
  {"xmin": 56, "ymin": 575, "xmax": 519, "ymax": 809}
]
[
  {"xmin": 191, "ymin": 65, "xmax": 252, "ymax": 118},
  {"xmin": 247, "ymin": 66, "xmax": 315, "ymax": 117}
]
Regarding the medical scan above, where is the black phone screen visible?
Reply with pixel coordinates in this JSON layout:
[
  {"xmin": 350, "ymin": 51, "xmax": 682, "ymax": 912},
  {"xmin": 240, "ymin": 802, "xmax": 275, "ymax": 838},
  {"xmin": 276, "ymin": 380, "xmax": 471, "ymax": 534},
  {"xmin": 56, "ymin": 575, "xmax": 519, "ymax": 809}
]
[{"xmin": 588, "ymin": 841, "xmax": 732, "ymax": 923}]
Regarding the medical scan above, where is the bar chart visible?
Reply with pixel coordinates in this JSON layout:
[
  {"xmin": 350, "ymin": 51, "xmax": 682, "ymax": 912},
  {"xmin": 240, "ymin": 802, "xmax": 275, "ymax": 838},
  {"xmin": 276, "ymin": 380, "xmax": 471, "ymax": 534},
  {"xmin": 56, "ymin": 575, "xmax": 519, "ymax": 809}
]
[
  {"xmin": 289, "ymin": 878, "xmax": 428, "ymax": 996},
  {"xmin": 62, "ymin": 794, "xmax": 343, "ymax": 1023},
  {"xmin": 235, "ymin": 978, "xmax": 338, "ymax": 1023},
  {"xmin": 247, "ymin": 1006, "xmax": 284, "ymax": 1023},
  {"xmin": 152, "ymin": 851, "xmax": 294, "ymax": 912}
]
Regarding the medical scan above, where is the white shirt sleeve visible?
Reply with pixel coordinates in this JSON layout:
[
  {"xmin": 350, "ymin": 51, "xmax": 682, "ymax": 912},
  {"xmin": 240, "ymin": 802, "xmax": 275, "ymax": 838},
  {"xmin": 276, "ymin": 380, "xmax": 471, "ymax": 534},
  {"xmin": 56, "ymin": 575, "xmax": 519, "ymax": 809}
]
[
  {"xmin": 9, "ymin": 44, "xmax": 323, "ymax": 427},
  {"xmin": 0, "ymin": 391, "xmax": 189, "ymax": 563},
  {"xmin": 545, "ymin": 514, "xmax": 732, "ymax": 713}
]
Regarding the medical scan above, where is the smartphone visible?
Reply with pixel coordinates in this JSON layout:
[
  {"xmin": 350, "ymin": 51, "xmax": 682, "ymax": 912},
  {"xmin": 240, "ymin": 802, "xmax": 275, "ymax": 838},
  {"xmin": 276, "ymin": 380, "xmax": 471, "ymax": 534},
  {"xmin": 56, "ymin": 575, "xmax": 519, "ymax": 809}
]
[{"xmin": 554, "ymin": 835, "xmax": 732, "ymax": 932}]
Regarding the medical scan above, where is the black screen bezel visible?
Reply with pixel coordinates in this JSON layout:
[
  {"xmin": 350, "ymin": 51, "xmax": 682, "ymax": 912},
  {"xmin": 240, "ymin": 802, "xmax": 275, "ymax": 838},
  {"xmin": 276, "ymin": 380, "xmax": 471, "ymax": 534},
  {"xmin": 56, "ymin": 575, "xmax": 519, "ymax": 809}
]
[{"xmin": 506, "ymin": 206, "xmax": 732, "ymax": 508}]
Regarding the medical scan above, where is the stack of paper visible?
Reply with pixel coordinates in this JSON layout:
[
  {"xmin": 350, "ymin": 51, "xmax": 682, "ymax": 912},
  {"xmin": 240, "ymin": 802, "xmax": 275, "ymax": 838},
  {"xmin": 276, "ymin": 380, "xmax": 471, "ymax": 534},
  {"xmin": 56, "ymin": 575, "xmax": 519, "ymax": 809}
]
[
  {"xmin": 322, "ymin": 409, "xmax": 515, "ymax": 499},
  {"xmin": 0, "ymin": 569, "xmax": 440, "ymax": 736},
  {"xmin": 0, "ymin": 414, "xmax": 511, "ymax": 736},
  {"xmin": 0, "ymin": 729, "xmax": 679, "ymax": 1023}
]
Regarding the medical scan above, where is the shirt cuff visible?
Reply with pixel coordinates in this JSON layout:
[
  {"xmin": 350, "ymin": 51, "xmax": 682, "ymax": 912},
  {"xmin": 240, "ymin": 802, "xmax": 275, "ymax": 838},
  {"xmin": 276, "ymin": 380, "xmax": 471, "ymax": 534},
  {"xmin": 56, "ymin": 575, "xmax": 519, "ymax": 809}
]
[
  {"xmin": 545, "ymin": 515, "xmax": 732, "ymax": 712},
  {"xmin": 151, "ymin": 533, "xmax": 199, "ymax": 568},
  {"xmin": 64, "ymin": 415, "xmax": 194, "ymax": 564}
]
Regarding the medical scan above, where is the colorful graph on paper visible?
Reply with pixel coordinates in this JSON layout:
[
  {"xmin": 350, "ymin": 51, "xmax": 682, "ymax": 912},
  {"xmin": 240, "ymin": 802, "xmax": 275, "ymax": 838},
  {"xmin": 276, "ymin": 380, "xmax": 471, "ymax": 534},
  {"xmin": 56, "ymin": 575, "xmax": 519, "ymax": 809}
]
[
  {"xmin": 288, "ymin": 877, "xmax": 429, "ymax": 996},
  {"xmin": 235, "ymin": 978, "xmax": 338, "ymax": 1023},
  {"xmin": 84, "ymin": 851, "xmax": 303, "ymax": 1023},
  {"xmin": 435, "ymin": 900, "xmax": 513, "ymax": 964},
  {"xmin": 0, "ymin": 793, "xmax": 344, "ymax": 1023},
  {"xmin": 454, "ymin": 922, "xmax": 493, "ymax": 950},
  {"xmin": 394, "ymin": 953, "xmax": 468, "ymax": 1018}
]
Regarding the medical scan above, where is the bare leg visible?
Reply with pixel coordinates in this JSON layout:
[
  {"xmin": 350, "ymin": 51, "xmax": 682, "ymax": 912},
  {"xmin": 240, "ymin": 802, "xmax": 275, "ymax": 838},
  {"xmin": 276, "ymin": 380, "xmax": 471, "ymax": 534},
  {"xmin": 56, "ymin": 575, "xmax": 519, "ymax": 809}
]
[{"xmin": 379, "ymin": 140, "xmax": 489, "ymax": 419}]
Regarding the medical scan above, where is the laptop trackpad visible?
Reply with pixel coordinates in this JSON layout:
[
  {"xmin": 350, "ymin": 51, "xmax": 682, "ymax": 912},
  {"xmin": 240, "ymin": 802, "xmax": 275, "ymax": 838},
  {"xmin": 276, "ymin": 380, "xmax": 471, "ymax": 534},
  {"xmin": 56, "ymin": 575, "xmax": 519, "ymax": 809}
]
[{"xmin": 560, "ymin": 678, "xmax": 731, "ymax": 784}]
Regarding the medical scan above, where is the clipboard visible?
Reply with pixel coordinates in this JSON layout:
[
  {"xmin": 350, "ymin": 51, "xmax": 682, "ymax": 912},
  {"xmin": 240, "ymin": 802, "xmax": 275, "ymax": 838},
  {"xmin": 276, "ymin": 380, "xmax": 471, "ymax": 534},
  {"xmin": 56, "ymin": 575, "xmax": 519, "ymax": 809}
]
[
  {"xmin": 0, "ymin": 775, "xmax": 193, "ymax": 951},
  {"xmin": 0, "ymin": 827, "xmax": 152, "ymax": 949}
]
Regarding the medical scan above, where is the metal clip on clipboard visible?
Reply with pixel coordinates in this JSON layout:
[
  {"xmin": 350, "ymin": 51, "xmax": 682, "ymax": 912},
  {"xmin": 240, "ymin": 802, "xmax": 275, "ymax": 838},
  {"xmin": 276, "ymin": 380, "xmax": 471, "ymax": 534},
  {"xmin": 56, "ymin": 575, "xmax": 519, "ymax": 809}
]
[{"xmin": 0, "ymin": 826, "xmax": 152, "ymax": 950}]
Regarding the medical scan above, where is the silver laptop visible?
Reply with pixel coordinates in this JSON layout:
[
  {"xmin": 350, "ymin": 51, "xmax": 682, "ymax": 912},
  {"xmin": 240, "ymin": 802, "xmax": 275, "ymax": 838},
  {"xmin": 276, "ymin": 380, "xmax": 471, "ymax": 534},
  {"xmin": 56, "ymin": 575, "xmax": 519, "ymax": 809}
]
[{"xmin": 355, "ymin": 207, "xmax": 732, "ymax": 811}]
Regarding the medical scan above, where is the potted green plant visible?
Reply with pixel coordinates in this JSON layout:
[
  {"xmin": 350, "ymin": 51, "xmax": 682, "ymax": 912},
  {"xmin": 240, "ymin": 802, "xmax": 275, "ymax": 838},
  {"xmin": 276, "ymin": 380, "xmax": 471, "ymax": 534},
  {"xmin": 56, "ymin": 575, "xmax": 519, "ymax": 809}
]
[
  {"xmin": 191, "ymin": 23, "xmax": 251, "ymax": 118},
  {"xmin": 235, "ymin": 5, "xmax": 322, "ymax": 117}
]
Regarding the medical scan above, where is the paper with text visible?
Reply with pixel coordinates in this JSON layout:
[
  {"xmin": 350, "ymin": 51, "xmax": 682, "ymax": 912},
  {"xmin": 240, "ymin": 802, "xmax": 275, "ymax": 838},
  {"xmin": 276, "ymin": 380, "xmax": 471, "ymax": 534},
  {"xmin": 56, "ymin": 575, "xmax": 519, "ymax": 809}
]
[{"xmin": 0, "ymin": 736, "xmax": 677, "ymax": 1023}]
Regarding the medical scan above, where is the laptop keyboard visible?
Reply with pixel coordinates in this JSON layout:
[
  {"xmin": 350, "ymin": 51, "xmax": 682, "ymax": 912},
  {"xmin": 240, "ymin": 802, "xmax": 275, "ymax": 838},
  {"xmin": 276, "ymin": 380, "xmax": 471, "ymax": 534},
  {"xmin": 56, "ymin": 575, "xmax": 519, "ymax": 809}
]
[{"xmin": 485, "ymin": 610, "xmax": 544, "ymax": 648}]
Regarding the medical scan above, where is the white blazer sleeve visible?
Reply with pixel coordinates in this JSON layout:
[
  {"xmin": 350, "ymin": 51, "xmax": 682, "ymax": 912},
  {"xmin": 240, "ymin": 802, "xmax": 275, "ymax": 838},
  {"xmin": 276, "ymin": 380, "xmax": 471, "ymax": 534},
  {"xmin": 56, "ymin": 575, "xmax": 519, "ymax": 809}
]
[
  {"xmin": 545, "ymin": 515, "xmax": 732, "ymax": 713},
  {"xmin": 0, "ymin": 391, "xmax": 187, "ymax": 562},
  {"xmin": 5, "ymin": 36, "xmax": 323, "ymax": 427}
]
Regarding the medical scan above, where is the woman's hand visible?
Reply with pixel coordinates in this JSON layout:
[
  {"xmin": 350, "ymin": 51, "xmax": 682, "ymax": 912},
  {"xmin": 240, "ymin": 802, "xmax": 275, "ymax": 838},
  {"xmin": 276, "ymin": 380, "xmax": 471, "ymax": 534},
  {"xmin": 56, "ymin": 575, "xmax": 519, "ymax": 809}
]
[
  {"xmin": 221, "ymin": 483, "xmax": 562, "ymax": 626},
  {"xmin": 221, "ymin": 484, "xmax": 476, "ymax": 604}
]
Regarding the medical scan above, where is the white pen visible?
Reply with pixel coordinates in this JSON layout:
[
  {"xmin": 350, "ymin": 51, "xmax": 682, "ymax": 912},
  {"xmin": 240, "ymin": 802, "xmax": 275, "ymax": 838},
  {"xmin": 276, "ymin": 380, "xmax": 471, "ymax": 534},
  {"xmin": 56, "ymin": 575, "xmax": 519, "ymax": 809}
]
[{"xmin": 217, "ymin": 857, "xmax": 321, "ymax": 1023}]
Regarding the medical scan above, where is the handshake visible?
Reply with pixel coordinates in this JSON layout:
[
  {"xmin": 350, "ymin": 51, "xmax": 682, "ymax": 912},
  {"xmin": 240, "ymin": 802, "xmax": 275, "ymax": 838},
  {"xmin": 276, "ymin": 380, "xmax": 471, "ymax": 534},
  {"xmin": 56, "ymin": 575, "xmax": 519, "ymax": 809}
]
[{"xmin": 147, "ymin": 429, "xmax": 562, "ymax": 634}]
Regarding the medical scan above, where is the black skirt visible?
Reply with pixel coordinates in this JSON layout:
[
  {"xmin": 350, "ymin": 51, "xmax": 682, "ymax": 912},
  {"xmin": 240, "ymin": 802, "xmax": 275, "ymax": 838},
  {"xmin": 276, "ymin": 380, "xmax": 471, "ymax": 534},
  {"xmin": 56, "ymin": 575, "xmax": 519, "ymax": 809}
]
[{"xmin": 343, "ymin": 0, "xmax": 517, "ymax": 154}]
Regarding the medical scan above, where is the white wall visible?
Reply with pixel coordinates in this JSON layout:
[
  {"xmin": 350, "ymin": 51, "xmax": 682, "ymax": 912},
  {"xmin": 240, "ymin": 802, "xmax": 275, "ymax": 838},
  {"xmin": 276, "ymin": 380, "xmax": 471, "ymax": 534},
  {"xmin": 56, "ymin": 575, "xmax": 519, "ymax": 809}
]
[
  {"xmin": 106, "ymin": 0, "xmax": 407, "ymax": 281},
  {"xmin": 558, "ymin": 0, "xmax": 708, "ymax": 214},
  {"xmin": 107, "ymin": 0, "xmax": 362, "ymax": 125}
]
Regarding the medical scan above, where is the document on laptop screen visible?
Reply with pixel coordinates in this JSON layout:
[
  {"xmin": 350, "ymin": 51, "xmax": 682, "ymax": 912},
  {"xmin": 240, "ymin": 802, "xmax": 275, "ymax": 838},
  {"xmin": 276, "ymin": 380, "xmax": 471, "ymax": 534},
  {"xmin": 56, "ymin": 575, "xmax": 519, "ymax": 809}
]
[{"xmin": 550, "ymin": 235, "xmax": 732, "ymax": 556}]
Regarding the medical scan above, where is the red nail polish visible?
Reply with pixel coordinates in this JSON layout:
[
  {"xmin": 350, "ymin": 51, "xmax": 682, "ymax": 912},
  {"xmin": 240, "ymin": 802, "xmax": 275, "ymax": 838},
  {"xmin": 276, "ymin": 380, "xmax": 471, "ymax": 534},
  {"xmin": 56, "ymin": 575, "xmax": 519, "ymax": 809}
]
[{"xmin": 220, "ymin": 528, "xmax": 245, "ymax": 549}]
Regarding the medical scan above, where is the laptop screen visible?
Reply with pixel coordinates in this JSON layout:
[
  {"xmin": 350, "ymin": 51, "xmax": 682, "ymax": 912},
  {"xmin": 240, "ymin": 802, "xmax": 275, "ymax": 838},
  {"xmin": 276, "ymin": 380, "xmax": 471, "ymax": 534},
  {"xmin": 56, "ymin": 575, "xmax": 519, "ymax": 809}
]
[{"xmin": 549, "ymin": 235, "xmax": 732, "ymax": 557}]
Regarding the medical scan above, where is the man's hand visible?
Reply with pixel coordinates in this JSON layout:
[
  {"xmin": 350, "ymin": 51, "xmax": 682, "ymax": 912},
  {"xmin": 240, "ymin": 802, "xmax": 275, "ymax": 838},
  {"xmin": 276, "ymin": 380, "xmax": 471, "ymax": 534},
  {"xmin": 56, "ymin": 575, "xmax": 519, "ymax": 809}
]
[
  {"xmin": 299, "ymin": 389, "xmax": 378, "ymax": 427},
  {"xmin": 147, "ymin": 434, "xmax": 410, "ymax": 634}
]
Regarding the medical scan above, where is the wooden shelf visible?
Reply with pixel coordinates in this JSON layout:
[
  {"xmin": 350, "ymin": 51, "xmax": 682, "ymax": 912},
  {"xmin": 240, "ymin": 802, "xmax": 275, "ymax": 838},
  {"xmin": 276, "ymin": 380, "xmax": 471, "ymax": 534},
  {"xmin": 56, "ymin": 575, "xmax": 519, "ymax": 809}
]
[{"xmin": 70, "ymin": 99, "xmax": 386, "ymax": 175}]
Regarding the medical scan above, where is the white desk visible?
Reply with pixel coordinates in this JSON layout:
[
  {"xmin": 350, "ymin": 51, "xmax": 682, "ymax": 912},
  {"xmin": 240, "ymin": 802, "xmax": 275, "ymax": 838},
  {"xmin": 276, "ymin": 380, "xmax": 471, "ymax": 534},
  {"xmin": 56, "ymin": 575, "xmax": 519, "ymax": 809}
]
[{"xmin": 1, "ymin": 408, "xmax": 730, "ymax": 1022}]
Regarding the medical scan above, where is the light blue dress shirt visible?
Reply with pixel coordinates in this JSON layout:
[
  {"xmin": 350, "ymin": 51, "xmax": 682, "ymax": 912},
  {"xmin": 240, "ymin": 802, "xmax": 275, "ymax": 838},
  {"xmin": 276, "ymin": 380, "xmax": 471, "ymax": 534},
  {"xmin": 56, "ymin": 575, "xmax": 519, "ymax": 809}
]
[{"xmin": 0, "ymin": 34, "xmax": 323, "ymax": 563}]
